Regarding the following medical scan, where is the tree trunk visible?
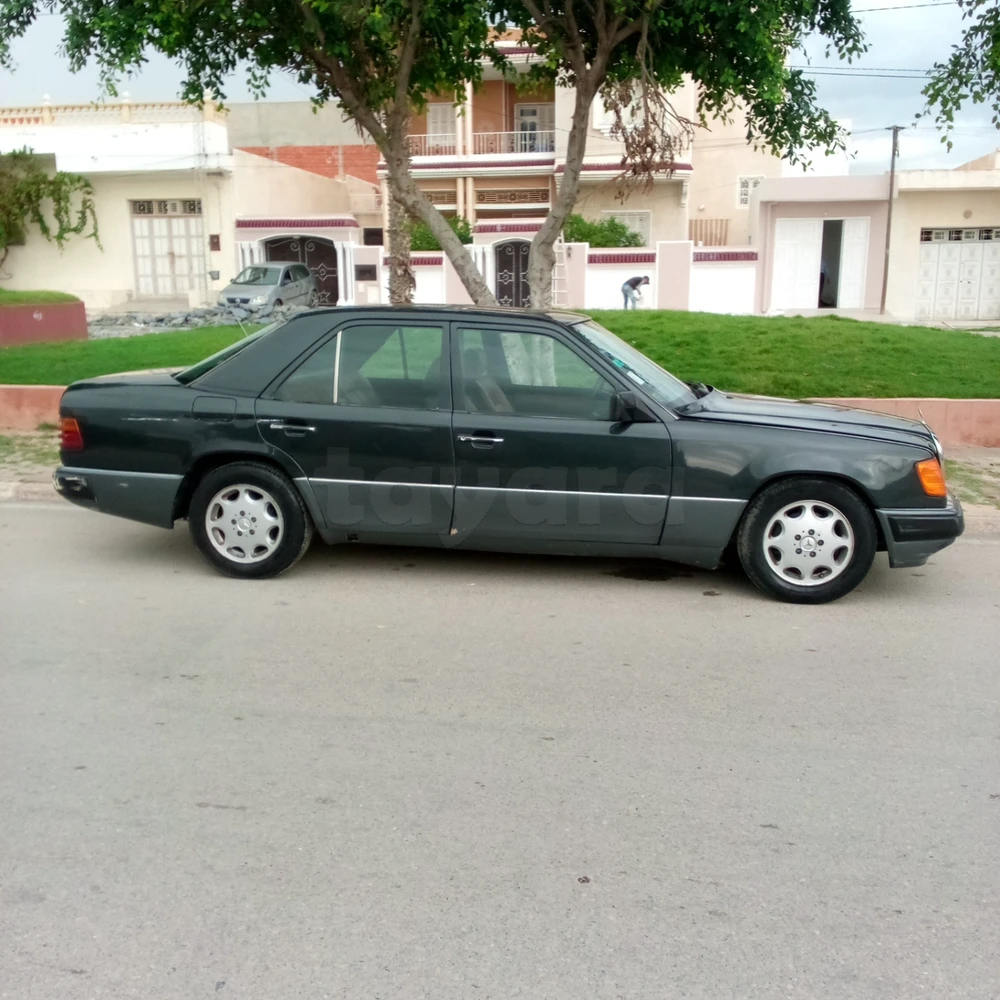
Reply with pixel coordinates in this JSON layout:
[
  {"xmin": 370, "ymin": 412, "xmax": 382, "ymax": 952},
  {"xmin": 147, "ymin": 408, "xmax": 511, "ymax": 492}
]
[
  {"xmin": 385, "ymin": 190, "xmax": 413, "ymax": 304},
  {"xmin": 383, "ymin": 147, "xmax": 496, "ymax": 307},
  {"xmin": 529, "ymin": 79, "xmax": 599, "ymax": 307}
]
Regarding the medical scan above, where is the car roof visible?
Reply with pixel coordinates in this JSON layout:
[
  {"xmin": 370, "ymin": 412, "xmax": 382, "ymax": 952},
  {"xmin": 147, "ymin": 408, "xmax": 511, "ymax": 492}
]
[
  {"xmin": 300, "ymin": 304, "xmax": 591, "ymax": 325},
  {"xmin": 245, "ymin": 261, "xmax": 302, "ymax": 268}
]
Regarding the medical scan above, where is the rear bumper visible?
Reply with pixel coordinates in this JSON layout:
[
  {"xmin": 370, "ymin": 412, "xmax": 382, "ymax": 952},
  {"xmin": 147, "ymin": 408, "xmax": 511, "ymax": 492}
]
[
  {"xmin": 876, "ymin": 497, "xmax": 964, "ymax": 568},
  {"xmin": 53, "ymin": 466, "xmax": 181, "ymax": 529}
]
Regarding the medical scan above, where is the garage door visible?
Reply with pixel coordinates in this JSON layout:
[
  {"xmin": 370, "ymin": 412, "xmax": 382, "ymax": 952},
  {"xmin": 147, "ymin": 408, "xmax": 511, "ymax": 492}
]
[
  {"xmin": 771, "ymin": 218, "xmax": 823, "ymax": 311},
  {"xmin": 914, "ymin": 228, "xmax": 1000, "ymax": 321}
]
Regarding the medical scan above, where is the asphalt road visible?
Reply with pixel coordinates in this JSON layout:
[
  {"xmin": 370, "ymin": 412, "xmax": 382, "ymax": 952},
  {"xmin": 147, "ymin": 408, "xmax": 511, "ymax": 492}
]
[{"xmin": 2, "ymin": 504, "xmax": 998, "ymax": 1000}]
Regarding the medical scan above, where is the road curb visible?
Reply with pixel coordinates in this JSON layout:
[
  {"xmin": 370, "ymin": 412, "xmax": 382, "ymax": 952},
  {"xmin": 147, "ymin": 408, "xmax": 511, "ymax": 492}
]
[{"xmin": 0, "ymin": 481, "xmax": 57, "ymax": 502}]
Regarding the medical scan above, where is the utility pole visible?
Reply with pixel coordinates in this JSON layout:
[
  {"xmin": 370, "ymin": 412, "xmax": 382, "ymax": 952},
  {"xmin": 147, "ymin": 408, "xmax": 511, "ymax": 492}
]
[{"xmin": 880, "ymin": 125, "xmax": 903, "ymax": 315}]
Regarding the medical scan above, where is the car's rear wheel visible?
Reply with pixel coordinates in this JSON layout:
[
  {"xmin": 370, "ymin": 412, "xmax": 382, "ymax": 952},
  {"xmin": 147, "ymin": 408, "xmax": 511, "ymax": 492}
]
[
  {"xmin": 188, "ymin": 462, "xmax": 312, "ymax": 579},
  {"xmin": 737, "ymin": 477, "xmax": 877, "ymax": 604},
  {"xmin": 307, "ymin": 290, "xmax": 318, "ymax": 307}
]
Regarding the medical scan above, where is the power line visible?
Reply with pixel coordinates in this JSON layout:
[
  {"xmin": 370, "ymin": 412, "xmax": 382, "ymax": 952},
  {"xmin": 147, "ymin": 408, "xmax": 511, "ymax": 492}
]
[
  {"xmin": 855, "ymin": 1, "xmax": 957, "ymax": 10},
  {"xmin": 796, "ymin": 70, "xmax": 931, "ymax": 78}
]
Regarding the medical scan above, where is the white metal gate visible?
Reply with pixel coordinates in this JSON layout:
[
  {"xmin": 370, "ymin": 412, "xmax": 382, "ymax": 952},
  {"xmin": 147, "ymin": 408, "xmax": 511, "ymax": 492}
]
[
  {"xmin": 771, "ymin": 218, "xmax": 823, "ymax": 311},
  {"xmin": 838, "ymin": 218, "xmax": 870, "ymax": 309},
  {"xmin": 914, "ymin": 228, "xmax": 1000, "ymax": 321},
  {"xmin": 130, "ymin": 200, "xmax": 207, "ymax": 298}
]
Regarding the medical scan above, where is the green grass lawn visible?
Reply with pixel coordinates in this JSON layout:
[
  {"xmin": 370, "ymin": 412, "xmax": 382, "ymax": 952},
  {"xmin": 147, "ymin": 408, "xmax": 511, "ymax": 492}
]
[
  {"xmin": 591, "ymin": 312, "xmax": 1000, "ymax": 399},
  {"xmin": 0, "ymin": 311, "xmax": 998, "ymax": 398},
  {"xmin": 0, "ymin": 288, "xmax": 81, "ymax": 307},
  {"xmin": 0, "ymin": 325, "xmax": 250, "ymax": 385}
]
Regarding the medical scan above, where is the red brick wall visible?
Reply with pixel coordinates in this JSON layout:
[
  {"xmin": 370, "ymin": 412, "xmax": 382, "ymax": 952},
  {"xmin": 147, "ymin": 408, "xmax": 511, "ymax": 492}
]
[{"xmin": 239, "ymin": 144, "xmax": 380, "ymax": 186}]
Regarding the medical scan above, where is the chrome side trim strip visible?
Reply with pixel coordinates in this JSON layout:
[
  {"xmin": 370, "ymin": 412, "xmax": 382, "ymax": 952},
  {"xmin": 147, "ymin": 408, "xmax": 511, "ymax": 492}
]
[
  {"xmin": 671, "ymin": 496, "xmax": 747, "ymax": 504},
  {"xmin": 457, "ymin": 485, "xmax": 666, "ymax": 500},
  {"xmin": 59, "ymin": 466, "xmax": 182, "ymax": 481},
  {"xmin": 299, "ymin": 477, "xmax": 745, "ymax": 505},
  {"xmin": 878, "ymin": 505, "xmax": 960, "ymax": 517},
  {"xmin": 301, "ymin": 477, "xmax": 452, "ymax": 490}
]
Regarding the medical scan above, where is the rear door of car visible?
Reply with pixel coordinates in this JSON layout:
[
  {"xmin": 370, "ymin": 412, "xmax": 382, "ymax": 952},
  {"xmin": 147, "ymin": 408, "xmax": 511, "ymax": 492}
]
[
  {"xmin": 449, "ymin": 317, "xmax": 672, "ymax": 546},
  {"xmin": 255, "ymin": 316, "xmax": 455, "ymax": 542}
]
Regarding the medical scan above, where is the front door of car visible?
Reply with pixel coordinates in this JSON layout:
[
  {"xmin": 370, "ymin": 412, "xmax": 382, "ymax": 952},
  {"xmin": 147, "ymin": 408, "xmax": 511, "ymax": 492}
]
[
  {"xmin": 450, "ymin": 321, "xmax": 672, "ymax": 546},
  {"xmin": 256, "ymin": 320, "xmax": 454, "ymax": 542},
  {"xmin": 278, "ymin": 267, "xmax": 298, "ymax": 304}
]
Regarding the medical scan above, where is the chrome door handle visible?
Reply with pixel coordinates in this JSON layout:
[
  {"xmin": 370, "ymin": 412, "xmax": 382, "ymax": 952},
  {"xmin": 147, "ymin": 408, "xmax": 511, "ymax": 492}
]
[
  {"xmin": 457, "ymin": 434, "xmax": 504, "ymax": 447},
  {"xmin": 270, "ymin": 421, "xmax": 315, "ymax": 433}
]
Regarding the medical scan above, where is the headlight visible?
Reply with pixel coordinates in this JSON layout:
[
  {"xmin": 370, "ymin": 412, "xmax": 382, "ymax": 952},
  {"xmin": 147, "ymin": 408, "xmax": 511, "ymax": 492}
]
[
  {"xmin": 250, "ymin": 294, "xmax": 268, "ymax": 305},
  {"xmin": 217, "ymin": 293, "xmax": 227, "ymax": 305}
]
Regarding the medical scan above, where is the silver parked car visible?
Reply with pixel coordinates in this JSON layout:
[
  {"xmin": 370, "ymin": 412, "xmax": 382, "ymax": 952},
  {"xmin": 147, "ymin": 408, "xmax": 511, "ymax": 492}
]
[{"xmin": 218, "ymin": 262, "xmax": 317, "ymax": 311}]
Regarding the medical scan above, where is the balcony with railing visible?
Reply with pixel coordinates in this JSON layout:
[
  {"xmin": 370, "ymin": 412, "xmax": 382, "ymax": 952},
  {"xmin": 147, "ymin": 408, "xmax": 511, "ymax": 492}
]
[
  {"xmin": 473, "ymin": 130, "xmax": 555, "ymax": 155},
  {"xmin": 407, "ymin": 133, "xmax": 458, "ymax": 157}
]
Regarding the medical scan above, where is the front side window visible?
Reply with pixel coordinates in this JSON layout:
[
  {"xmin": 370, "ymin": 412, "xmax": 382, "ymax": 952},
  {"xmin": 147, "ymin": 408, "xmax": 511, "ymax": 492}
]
[
  {"xmin": 458, "ymin": 328, "xmax": 615, "ymax": 420},
  {"xmin": 572, "ymin": 320, "xmax": 697, "ymax": 410},
  {"xmin": 233, "ymin": 266, "xmax": 280, "ymax": 286}
]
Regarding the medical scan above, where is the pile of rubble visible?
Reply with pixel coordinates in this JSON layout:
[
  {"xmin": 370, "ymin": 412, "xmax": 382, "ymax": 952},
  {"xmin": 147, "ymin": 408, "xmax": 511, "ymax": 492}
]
[{"xmin": 87, "ymin": 303, "xmax": 314, "ymax": 339}]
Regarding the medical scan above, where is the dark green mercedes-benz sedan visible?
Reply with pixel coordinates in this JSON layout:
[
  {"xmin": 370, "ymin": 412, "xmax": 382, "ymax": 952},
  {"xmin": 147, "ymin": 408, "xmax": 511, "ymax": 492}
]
[{"xmin": 52, "ymin": 307, "xmax": 963, "ymax": 603}]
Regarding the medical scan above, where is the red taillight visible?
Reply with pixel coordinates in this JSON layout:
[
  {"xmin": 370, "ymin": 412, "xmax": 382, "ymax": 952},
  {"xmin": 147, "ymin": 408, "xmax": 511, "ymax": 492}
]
[{"xmin": 60, "ymin": 417, "xmax": 84, "ymax": 452}]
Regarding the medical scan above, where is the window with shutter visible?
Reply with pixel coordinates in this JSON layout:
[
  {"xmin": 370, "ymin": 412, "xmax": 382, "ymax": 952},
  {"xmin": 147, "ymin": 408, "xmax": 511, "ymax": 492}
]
[{"xmin": 427, "ymin": 104, "xmax": 455, "ymax": 137}]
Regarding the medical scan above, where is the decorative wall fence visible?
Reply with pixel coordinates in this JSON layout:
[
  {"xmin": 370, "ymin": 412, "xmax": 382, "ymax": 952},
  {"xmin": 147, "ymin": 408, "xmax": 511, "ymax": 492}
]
[{"xmin": 376, "ymin": 242, "xmax": 759, "ymax": 315}]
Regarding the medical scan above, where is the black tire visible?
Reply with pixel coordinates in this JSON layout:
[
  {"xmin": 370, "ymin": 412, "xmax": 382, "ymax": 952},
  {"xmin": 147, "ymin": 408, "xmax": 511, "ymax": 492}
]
[
  {"xmin": 274, "ymin": 299, "xmax": 283, "ymax": 307},
  {"xmin": 188, "ymin": 461, "xmax": 313, "ymax": 579},
  {"xmin": 737, "ymin": 477, "xmax": 877, "ymax": 604}
]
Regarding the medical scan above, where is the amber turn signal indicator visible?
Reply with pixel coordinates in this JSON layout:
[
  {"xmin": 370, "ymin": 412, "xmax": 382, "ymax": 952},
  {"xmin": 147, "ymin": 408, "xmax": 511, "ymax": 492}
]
[
  {"xmin": 60, "ymin": 417, "xmax": 84, "ymax": 452},
  {"xmin": 915, "ymin": 457, "xmax": 947, "ymax": 498}
]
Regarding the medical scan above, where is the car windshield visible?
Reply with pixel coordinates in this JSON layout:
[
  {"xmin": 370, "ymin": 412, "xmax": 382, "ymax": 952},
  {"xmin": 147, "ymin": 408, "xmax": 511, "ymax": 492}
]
[
  {"xmin": 232, "ymin": 266, "xmax": 280, "ymax": 286},
  {"xmin": 573, "ymin": 320, "xmax": 698, "ymax": 409},
  {"xmin": 173, "ymin": 322, "xmax": 284, "ymax": 385}
]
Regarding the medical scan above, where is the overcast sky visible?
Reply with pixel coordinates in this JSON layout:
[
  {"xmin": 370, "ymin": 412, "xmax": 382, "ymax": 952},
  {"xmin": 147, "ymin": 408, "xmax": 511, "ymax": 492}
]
[{"xmin": 0, "ymin": 1, "xmax": 996, "ymax": 173}]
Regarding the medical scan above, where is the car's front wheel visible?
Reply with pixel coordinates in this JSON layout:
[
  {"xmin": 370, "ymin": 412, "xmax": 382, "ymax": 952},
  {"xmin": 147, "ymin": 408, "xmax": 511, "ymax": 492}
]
[
  {"xmin": 188, "ymin": 462, "xmax": 313, "ymax": 578},
  {"xmin": 737, "ymin": 478, "xmax": 877, "ymax": 603}
]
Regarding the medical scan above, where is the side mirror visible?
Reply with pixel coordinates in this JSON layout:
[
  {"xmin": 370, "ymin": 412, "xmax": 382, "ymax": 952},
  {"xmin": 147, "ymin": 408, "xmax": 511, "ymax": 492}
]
[{"xmin": 610, "ymin": 390, "xmax": 651, "ymax": 424}]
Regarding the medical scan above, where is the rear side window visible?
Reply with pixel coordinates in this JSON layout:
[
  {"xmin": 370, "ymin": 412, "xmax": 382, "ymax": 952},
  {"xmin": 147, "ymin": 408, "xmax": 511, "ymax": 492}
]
[
  {"xmin": 339, "ymin": 325, "xmax": 446, "ymax": 410},
  {"xmin": 269, "ymin": 324, "xmax": 448, "ymax": 410},
  {"xmin": 273, "ymin": 336, "xmax": 338, "ymax": 404}
]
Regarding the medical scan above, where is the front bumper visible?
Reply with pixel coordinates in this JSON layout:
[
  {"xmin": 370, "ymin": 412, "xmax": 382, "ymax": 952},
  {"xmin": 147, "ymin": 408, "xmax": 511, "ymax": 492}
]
[{"xmin": 876, "ymin": 496, "xmax": 965, "ymax": 568}]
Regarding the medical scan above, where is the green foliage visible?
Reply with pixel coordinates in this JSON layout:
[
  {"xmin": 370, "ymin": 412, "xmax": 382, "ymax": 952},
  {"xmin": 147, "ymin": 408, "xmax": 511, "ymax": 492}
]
[
  {"xmin": 922, "ymin": 0, "xmax": 1000, "ymax": 147},
  {"xmin": 0, "ymin": 1, "xmax": 496, "ymax": 139},
  {"xmin": 492, "ymin": 0, "xmax": 868, "ymax": 165},
  {"xmin": 563, "ymin": 214, "xmax": 643, "ymax": 248},
  {"xmin": 410, "ymin": 215, "xmax": 472, "ymax": 251},
  {"xmin": 0, "ymin": 149, "xmax": 99, "ymax": 269}
]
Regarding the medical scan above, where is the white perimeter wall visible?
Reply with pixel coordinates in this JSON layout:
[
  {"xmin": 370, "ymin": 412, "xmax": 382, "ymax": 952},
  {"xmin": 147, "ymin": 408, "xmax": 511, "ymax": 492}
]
[
  {"xmin": 689, "ymin": 262, "xmax": 758, "ymax": 314},
  {"xmin": 584, "ymin": 264, "xmax": 657, "ymax": 311},
  {"xmin": 412, "ymin": 263, "xmax": 445, "ymax": 304}
]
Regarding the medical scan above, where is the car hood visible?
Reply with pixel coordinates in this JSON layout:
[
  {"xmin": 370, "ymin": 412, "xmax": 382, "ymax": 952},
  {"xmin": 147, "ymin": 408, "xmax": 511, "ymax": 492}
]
[{"xmin": 682, "ymin": 390, "xmax": 937, "ymax": 449}]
